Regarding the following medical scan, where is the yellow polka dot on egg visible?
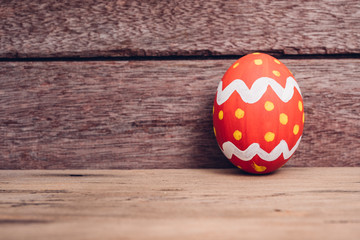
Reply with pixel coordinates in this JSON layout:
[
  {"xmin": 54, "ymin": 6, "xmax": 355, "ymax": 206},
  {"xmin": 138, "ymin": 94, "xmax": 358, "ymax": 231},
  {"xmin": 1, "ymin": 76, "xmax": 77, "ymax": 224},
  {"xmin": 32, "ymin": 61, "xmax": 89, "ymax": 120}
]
[
  {"xmin": 253, "ymin": 52, "xmax": 261, "ymax": 55},
  {"xmin": 264, "ymin": 132, "xmax": 275, "ymax": 142},
  {"xmin": 233, "ymin": 130, "xmax": 242, "ymax": 141},
  {"xmin": 212, "ymin": 106, "xmax": 214, "ymax": 115},
  {"xmin": 213, "ymin": 127, "xmax": 216, "ymax": 136},
  {"xmin": 218, "ymin": 110, "xmax": 223, "ymax": 120},
  {"xmin": 298, "ymin": 101, "xmax": 303, "ymax": 111},
  {"xmin": 274, "ymin": 59, "xmax": 281, "ymax": 64},
  {"xmin": 303, "ymin": 112, "xmax": 305, "ymax": 123},
  {"xmin": 233, "ymin": 63, "xmax": 239, "ymax": 69},
  {"xmin": 293, "ymin": 124, "xmax": 300, "ymax": 135},
  {"xmin": 235, "ymin": 108, "xmax": 245, "ymax": 119},
  {"xmin": 252, "ymin": 162, "xmax": 267, "ymax": 172},
  {"xmin": 264, "ymin": 101, "xmax": 274, "ymax": 111},
  {"xmin": 279, "ymin": 113, "xmax": 288, "ymax": 125},
  {"xmin": 272, "ymin": 70, "xmax": 281, "ymax": 77},
  {"xmin": 254, "ymin": 59, "xmax": 263, "ymax": 65}
]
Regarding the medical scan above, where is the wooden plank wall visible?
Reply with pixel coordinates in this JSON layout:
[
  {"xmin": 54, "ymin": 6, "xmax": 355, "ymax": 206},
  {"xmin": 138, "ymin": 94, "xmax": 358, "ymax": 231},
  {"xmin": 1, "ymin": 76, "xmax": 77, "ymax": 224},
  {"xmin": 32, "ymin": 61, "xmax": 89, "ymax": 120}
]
[{"xmin": 0, "ymin": 0, "xmax": 359, "ymax": 169}]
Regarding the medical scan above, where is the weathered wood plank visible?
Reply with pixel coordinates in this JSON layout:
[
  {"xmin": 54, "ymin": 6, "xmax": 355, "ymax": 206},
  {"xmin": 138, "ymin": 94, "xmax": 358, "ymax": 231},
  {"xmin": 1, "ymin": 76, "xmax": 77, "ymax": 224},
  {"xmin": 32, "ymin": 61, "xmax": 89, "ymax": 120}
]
[
  {"xmin": 0, "ymin": 168, "xmax": 359, "ymax": 240},
  {"xmin": 0, "ymin": 59, "xmax": 359, "ymax": 169},
  {"xmin": 1, "ymin": 0, "xmax": 360, "ymax": 58}
]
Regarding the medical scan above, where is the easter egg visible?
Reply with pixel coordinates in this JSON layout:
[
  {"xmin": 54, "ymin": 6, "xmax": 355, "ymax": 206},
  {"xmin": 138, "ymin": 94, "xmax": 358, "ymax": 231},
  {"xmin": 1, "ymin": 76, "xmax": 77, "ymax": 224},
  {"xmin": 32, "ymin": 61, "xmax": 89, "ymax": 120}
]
[{"xmin": 213, "ymin": 53, "xmax": 304, "ymax": 174}]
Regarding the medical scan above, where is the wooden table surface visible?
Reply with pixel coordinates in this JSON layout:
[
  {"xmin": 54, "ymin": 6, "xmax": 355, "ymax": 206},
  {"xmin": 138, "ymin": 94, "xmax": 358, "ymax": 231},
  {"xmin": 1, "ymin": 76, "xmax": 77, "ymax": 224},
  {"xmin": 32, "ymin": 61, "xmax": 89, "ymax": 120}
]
[{"xmin": 1, "ymin": 168, "xmax": 359, "ymax": 240}]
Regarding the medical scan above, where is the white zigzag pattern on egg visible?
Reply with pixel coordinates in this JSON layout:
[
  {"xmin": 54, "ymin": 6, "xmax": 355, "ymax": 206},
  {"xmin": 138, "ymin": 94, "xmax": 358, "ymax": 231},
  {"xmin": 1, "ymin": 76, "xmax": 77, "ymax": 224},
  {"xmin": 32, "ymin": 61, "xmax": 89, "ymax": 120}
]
[
  {"xmin": 221, "ymin": 137, "xmax": 302, "ymax": 162},
  {"xmin": 216, "ymin": 76, "xmax": 301, "ymax": 105}
]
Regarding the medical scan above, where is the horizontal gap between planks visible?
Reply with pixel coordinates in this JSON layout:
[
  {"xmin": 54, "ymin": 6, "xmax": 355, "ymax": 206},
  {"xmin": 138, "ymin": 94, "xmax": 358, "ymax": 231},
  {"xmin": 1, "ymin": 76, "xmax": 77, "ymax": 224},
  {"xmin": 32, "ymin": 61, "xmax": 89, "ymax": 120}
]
[{"xmin": 1, "ymin": 53, "xmax": 360, "ymax": 62}]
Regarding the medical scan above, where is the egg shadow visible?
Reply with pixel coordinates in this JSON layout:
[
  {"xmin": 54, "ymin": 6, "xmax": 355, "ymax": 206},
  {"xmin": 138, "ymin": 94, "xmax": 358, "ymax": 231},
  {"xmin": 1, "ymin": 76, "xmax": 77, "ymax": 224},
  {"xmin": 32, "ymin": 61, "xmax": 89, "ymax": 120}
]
[
  {"xmin": 207, "ymin": 167, "xmax": 286, "ymax": 177},
  {"xmin": 188, "ymin": 94, "xmax": 234, "ymax": 169}
]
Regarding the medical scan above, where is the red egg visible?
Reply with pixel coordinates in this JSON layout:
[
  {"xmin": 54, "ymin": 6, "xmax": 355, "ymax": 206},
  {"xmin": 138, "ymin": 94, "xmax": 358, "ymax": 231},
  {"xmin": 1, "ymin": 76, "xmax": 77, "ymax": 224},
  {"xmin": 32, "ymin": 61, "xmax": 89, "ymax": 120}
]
[{"xmin": 213, "ymin": 53, "xmax": 304, "ymax": 174}]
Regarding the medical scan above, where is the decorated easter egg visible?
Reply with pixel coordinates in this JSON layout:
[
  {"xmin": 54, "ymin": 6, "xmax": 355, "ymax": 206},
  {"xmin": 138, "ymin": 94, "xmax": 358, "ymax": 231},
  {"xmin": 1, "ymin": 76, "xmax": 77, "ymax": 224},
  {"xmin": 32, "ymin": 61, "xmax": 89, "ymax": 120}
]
[{"xmin": 213, "ymin": 53, "xmax": 304, "ymax": 174}]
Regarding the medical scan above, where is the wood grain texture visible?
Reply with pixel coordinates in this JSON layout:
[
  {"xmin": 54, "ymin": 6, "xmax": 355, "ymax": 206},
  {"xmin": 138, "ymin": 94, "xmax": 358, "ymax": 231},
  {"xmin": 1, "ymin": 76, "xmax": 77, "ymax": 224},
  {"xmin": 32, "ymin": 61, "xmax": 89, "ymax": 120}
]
[
  {"xmin": 0, "ymin": 168, "xmax": 359, "ymax": 240},
  {"xmin": 0, "ymin": 59, "xmax": 359, "ymax": 169},
  {"xmin": 1, "ymin": 0, "xmax": 360, "ymax": 58}
]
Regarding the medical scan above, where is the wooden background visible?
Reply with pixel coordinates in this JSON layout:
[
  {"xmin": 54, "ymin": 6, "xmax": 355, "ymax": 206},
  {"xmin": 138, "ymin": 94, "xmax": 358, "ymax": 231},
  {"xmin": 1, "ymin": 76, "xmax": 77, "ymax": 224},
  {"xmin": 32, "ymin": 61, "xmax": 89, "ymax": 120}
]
[{"xmin": 0, "ymin": 0, "xmax": 359, "ymax": 169}]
